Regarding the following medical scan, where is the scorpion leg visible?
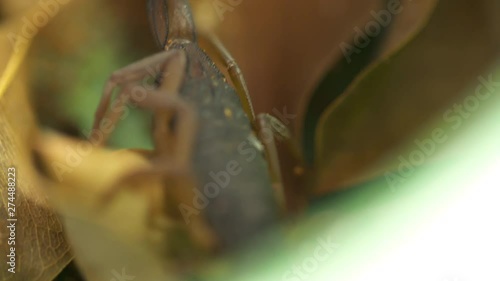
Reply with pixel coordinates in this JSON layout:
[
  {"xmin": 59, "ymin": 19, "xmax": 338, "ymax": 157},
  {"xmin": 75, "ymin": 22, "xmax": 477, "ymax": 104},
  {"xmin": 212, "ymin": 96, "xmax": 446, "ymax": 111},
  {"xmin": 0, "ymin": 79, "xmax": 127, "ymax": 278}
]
[
  {"xmin": 100, "ymin": 89, "xmax": 218, "ymax": 252},
  {"xmin": 92, "ymin": 49, "xmax": 185, "ymax": 147},
  {"xmin": 199, "ymin": 33, "xmax": 255, "ymax": 121},
  {"xmin": 98, "ymin": 51, "xmax": 219, "ymax": 252},
  {"xmin": 152, "ymin": 47, "xmax": 187, "ymax": 156},
  {"xmin": 138, "ymin": 93, "xmax": 218, "ymax": 252},
  {"xmin": 98, "ymin": 91, "xmax": 194, "ymax": 203},
  {"xmin": 255, "ymin": 113, "xmax": 292, "ymax": 213},
  {"xmin": 199, "ymin": 34, "xmax": 307, "ymax": 212}
]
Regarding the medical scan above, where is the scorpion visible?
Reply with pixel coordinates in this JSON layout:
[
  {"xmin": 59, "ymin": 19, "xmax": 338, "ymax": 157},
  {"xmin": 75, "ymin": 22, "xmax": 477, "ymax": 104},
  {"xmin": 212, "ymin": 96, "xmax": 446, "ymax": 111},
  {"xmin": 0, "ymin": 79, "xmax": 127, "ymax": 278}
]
[{"xmin": 91, "ymin": 0, "xmax": 303, "ymax": 266}]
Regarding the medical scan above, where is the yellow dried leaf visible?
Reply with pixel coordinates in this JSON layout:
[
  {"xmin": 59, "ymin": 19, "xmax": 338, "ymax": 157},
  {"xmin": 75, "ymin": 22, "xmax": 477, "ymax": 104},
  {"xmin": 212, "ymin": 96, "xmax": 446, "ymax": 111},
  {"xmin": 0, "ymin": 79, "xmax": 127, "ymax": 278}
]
[
  {"xmin": 35, "ymin": 132, "xmax": 178, "ymax": 281},
  {"xmin": 0, "ymin": 7, "xmax": 73, "ymax": 281}
]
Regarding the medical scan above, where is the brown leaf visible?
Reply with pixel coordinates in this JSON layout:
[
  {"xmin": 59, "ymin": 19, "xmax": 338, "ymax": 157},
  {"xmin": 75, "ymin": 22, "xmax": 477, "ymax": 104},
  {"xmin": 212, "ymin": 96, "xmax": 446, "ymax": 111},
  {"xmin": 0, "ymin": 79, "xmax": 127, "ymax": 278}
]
[
  {"xmin": 315, "ymin": 0, "xmax": 500, "ymax": 194},
  {"xmin": 208, "ymin": 0, "xmax": 384, "ymax": 134},
  {"xmin": 379, "ymin": 0, "xmax": 438, "ymax": 58},
  {"xmin": 300, "ymin": 0, "xmax": 438, "ymax": 166},
  {"xmin": 0, "ymin": 8, "xmax": 74, "ymax": 281}
]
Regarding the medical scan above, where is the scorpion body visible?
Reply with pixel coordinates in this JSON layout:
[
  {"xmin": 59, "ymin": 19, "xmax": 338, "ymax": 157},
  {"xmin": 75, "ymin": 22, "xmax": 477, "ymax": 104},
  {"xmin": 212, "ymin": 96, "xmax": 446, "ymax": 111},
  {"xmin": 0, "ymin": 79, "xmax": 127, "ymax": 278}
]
[
  {"xmin": 148, "ymin": 0, "xmax": 279, "ymax": 250},
  {"xmin": 165, "ymin": 40, "xmax": 279, "ymax": 249},
  {"xmin": 93, "ymin": 0, "xmax": 282, "ymax": 254}
]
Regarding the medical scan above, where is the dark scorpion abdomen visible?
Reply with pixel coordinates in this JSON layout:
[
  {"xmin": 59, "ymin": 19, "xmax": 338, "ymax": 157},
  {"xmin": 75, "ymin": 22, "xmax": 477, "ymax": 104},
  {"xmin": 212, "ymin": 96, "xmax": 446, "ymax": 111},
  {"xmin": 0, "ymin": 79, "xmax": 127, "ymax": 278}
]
[{"xmin": 170, "ymin": 42, "xmax": 279, "ymax": 249}]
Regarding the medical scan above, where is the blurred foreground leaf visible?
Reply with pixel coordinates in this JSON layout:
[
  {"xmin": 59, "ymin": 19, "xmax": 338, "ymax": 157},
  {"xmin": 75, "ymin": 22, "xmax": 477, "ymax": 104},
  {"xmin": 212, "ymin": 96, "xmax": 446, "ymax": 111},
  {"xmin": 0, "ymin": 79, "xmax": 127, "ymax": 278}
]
[
  {"xmin": 35, "ymin": 133, "xmax": 176, "ymax": 281},
  {"xmin": 0, "ymin": 6, "xmax": 73, "ymax": 281}
]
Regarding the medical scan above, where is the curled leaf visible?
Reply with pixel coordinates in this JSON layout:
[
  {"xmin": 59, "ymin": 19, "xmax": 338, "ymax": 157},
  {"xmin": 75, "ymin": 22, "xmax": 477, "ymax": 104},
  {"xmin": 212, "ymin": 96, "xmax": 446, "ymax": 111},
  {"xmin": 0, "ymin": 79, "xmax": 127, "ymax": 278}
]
[{"xmin": 315, "ymin": 0, "xmax": 500, "ymax": 194}]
